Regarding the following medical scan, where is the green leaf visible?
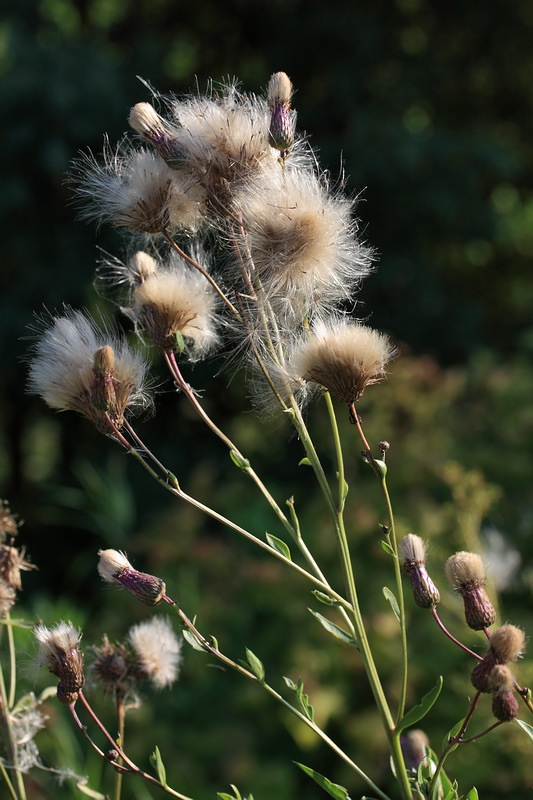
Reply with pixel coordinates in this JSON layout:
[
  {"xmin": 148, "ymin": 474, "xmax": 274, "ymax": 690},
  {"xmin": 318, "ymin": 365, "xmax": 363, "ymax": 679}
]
[
  {"xmin": 295, "ymin": 763, "xmax": 351, "ymax": 799},
  {"xmin": 397, "ymin": 676, "xmax": 443, "ymax": 732},
  {"xmin": 266, "ymin": 533, "xmax": 292, "ymax": 560},
  {"xmin": 245, "ymin": 648, "xmax": 265, "ymax": 681},
  {"xmin": 230, "ymin": 450, "xmax": 250, "ymax": 470},
  {"xmin": 284, "ymin": 675, "xmax": 297, "ymax": 690},
  {"xmin": 382, "ymin": 586, "xmax": 400, "ymax": 621},
  {"xmin": 173, "ymin": 330, "xmax": 186, "ymax": 352},
  {"xmin": 308, "ymin": 609, "xmax": 357, "ymax": 647},
  {"xmin": 442, "ymin": 717, "xmax": 465, "ymax": 752},
  {"xmin": 75, "ymin": 781, "xmax": 107, "ymax": 799},
  {"xmin": 299, "ymin": 457, "xmax": 312, "ymax": 467},
  {"xmin": 465, "ymin": 788, "xmax": 479, "ymax": 800},
  {"xmin": 380, "ymin": 540, "xmax": 395, "ymax": 556},
  {"xmin": 514, "ymin": 718, "xmax": 533, "ymax": 742},
  {"xmin": 150, "ymin": 746, "xmax": 168, "ymax": 787},
  {"xmin": 182, "ymin": 629, "xmax": 206, "ymax": 652},
  {"xmin": 312, "ymin": 590, "xmax": 341, "ymax": 606},
  {"xmin": 443, "ymin": 781, "xmax": 459, "ymax": 800},
  {"xmin": 374, "ymin": 459, "xmax": 387, "ymax": 477},
  {"xmin": 167, "ymin": 471, "xmax": 180, "ymax": 490}
]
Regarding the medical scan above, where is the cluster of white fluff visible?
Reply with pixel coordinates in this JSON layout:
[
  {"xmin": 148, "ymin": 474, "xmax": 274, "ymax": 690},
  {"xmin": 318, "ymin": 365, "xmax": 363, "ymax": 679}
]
[{"xmin": 29, "ymin": 72, "xmax": 396, "ymax": 434}]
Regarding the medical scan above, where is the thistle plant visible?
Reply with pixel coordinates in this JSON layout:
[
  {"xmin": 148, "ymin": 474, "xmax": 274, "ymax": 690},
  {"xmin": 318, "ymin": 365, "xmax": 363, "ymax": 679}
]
[{"xmin": 12, "ymin": 71, "xmax": 533, "ymax": 799}]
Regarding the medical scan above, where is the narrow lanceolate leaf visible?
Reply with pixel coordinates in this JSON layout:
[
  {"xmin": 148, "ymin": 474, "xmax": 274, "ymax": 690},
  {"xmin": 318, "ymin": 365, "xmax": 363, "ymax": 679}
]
[
  {"xmin": 465, "ymin": 788, "xmax": 479, "ymax": 800},
  {"xmin": 295, "ymin": 763, "xmax": 351, "ymax": 799},
  {"xmin": 442, "ymin": 717, "xmax": 465, "ymax": 752},
  {"xmin": 308, "ymin": 609, "xmax": 357, "ymax": 647},
  {"xmin": 245, "ymin": 648, "xmax": 265, "ymax": 682},
  {"xmin": 397, "ymin": 676, "xmax": 443, "ymax": 732},
  {"xmin": 380, "ymin": 540, "xmax": 395, "ymax": 556},
  {"xmin": 182, "ymin": 629, "xmax": 206, "ymax": 652},
  {"xmin": 150, "ymin": 746, "xmax": 168, "ymax": 787},
  {"xmin": 230, "ymin": 450, "xmax": 250, "ymax": 470},
  {"xmin": 382, "ymin": 586, "xmax": 400, "ymax": 621},
  {"xmin": 312, "ymin": 589, "xmax": 341, "ymax": 607},
  {"xmin": 514, "ymin": 718, "xmax": 533, "ymax": 742},
  {"xmin": 299, "ymin": 457, "xmax": 312, "ymax": 467},
  {"xmin": 266, "ymin": 533, "xmax": 292, "ymax": 560}
]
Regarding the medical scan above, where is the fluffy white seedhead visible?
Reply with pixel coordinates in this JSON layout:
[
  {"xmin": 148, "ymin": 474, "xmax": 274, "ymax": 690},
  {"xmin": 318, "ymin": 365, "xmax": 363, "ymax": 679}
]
[
  {"xmin": 34, "ymin": 621, "xmax": 82, "ymax": 667},
  {"xmin": 445, "ymin": 551, "xmax": 486, "ymax": 589},
  {"xmin": 72, "ymin": 142, "xmax": 205, "ymax": 234},
  {"xmin": 133, "ymin": 260, "xmax": 219, "ymax": 357},
  {"xmin": 287, "ymin": 317, "xmax": 396, "ymax": 404},
  {"xmin": 400, "ymin": 534, "xmax": 427, "ymax": 565},
  {"xmin": 97, "ymin": 549, "xmax": 133, "ymax": 583},
  {"xmin": 128, "ymin": 616, "xmax": 182, "ymax": 689},
  {"xmin": 235, "ymin": 169, "xmax": 373, "ymax": 320},
  {"xmin": 27, "ymin": 309, "xmax": 152, "ymax": 432}
]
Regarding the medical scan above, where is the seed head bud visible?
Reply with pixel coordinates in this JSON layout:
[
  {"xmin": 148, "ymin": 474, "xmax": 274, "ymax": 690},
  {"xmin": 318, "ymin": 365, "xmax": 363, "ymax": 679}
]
[
  {"xmin": 400, "ymin": 534, "xmax": 440, "ymax": 609},
  {"xmin": 400, "ymin": 729, "xmax": 429, "ymax": 771},
  {"xmin": 128, "ymin": 102, "xmax": 183, "ymax": 169},
  {"xmin": 445, "ymin": 551, "xmax": 496, "ymax": 630},
  {"xmin": 34, "ymin": 622, "xmax": 84, "ymax": 704},
  {"xmin": 488, "ymin": 664, "xmax": 520, "ymax": 722},
  {"xmin": 97, "ymin": 549, "xmax": 166, "ymax": 606},
  {"xmin": 267, "ymin": 72, "xmax": 295, "ymax": 152},
  {"xmin": 471, "ymin": 624, "xmax": 525, "ymax": 692},
  {"xmin": 0, "ymin": 500, "xmax": 20, "ymax": 541}
]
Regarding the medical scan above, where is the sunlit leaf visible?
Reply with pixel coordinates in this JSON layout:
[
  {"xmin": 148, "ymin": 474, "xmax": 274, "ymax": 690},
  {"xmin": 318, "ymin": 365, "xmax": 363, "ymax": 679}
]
[
  {"xmin": 312, "ymin": 590, "xmax": 341, "ymax": 606},
  {"xmin": 380, "ymin": 541, "xmax": 395, "ymax": 556},
  {"xmin": 382, "ymin": 586, "xmax": 400, "ymax": 621},
  {"xmin": 397, "ymin": 676, "xmax": 443, "ymax": 732},
  {"xmin": 514, "ymin": 718, "xmax": 533, "ymax": 742},
  {"xmin": 230, "ymin": 450, "xmax": 250, "ymax": 470},
  {"xmin": 308, "ymin": 609, "xmax": 357, "ymax": 647},
  {"xmin": 150, "ymin": 746, "xmax": 168, "ymax": 787},
  {"xmin": 465, "ymin": 788, "xmax": 479, "ymax": 800},
  {"xmin": 245, "ymin": 648, "xmax": 265, "ymax": 681},
  {"xmin": 266, "ymin": 533, "xmax": 291, "ymax": 560},
  {"xmin": 295, "ymin": 762, "xmax": 351, "ymax": 799}
]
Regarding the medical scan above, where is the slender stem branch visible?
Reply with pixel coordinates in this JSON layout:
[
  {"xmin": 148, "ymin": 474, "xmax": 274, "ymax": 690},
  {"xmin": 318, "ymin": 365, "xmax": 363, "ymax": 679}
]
[
  {"xmin": 349, "ymin": 403, "xmax": 409, "ymax": 724},
  {"xmin": 167, "ymin": 598, "xmax": 392, "ymax": 800},
  {"xmin": 162, "ymin": 230, "xmax": 240, "ymax": 319},
  {"xmin": 113, "ymin": 417, "xmax": 352, "ymax": 610},
  {"xmin": 0, "ymin": 642, "xmax": 26, "ymax": 800},
  {"xmin": 430, "ymin": 609, "xmax": 483, "ymax": 661},
  {"xmin": 6, "ymin": 614, "xmax": 16, "ymax": 711},
  {"xmin": 0, "ymin": 759, "xmax": 18, "ymax": 800},
  {"xmin": 114, "ymin": 697, "xmax": 126, "ymax": 800},
  {"xmin": 428, "ymin": 692, "xmax": 481, "ymax": 799},
  {"xmin": 458, "ymin": 720, "xmax": 503, "ymax": 743}
]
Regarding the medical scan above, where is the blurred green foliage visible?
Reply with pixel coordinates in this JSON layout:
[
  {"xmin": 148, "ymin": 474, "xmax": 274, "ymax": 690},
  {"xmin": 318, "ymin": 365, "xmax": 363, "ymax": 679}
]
[{"xmin": 3, "ymin": 0, "xmax": 533, "ymax": 798}]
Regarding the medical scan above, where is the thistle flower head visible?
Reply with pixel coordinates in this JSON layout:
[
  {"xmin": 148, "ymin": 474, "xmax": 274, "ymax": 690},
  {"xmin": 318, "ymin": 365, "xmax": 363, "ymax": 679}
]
[
  {"xmin": 97, "ymin": 548, "xmax": 167, "ymax": 606},
  {"xmin": 0, "ymin": 500, "xmax": 20, "ymax": 542},
  {"xmin": 267, "ymin": 71, "xmax": 295, "ymax": 152},
  {"xmin": 128, "ymin": 616, "xmax": 182, "ymax": 689},
  {"xmin": 236, "ymin": 169, "xmax": 373, "ymax": 318},
  {"xmin": 488, "ymin": 664, "xmax": 515, "ymax": 694},
  {"xmin": 27, "ymin": 309, "xmax": 152, "ymax": 434},
  {"xmin": 490, "ymin": 625, "xmax": 526, "ymax": 663},
  {"xmin": 0, "ymin": 579, "xmax": 16, "ymax": 616},
  {"xmin": 445, "ymin": 551, "xmax": 496, "ymax": 630},
  {"xmin": 488, "ymin": 665, "xmax": 520, "ymax": 722},
  {"xmin": 166, "ymin": 81, "xmax": 290, "ymax": 215},
  {"xmin": 130, "ymin": 254, "xmax": 219, "ymax": 357},
  {"xmin": 287, "ymin": 317, "xmax": 396, "ymax": 404},
  {"xmin": 34, "ymin": 622, "xmax": 84, "ymax": 704},
  {"xmin": 400, "ymin": 534, "xmax": 440, "ymax": 609},
  {"xmin": 91, "ymin": 635, "xmax": 137, "ymax": 698},
  {"xmin": 0, "ymin": 545, "xmax": 35, "ymax": 592},
  {"xmin": 71, "ymin": 142, "xmax": 205, "ymax": 234},
  {"xmin": 129, "ymin": 102, "xmax": 184, "ymax": 169}
]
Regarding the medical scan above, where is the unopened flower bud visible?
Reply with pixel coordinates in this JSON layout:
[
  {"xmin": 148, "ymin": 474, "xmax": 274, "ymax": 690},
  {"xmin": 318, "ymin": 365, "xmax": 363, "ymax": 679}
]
[
  {"xmin": 400, "ymin": 534, "xmax": 440, "ymax": 609},
  {"xmin": 35, "ymin": 622, "xmax": 84, "ymax": 704},
  {"xmin": 267, "ymin": 72, "xmax": 295, "ymax": 153},
  {"xmin": 129, "ymin": 102, "xmax": 182, "ymax": 168},
  {"xmin": 445, "ymin": 551, "xmax": 496, "ymax": 630},
  {"xmin": 400, "ymin": 729, "xmax": 429, "ymax": 772},
  {"xmin": 97, "ymin": 549, "xmax": 166, "ymax": 606},
  {"xmin": 471, "ymin": 625, "xmax": 525, "ymax": 692},
  {"xmin": 489, "ymin": 665, "xmax": 519, "ymax": 721}
]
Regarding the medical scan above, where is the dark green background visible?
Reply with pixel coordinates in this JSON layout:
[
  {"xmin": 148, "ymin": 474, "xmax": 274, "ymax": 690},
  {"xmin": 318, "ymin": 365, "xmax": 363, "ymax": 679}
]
[{"xmin": 2, "ymin": 1, "xmax": 533, "ymax": 797}]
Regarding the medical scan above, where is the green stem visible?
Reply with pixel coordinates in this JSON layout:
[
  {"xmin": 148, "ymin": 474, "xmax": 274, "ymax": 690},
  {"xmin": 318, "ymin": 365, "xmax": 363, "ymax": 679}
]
[
  {"xmin": 6, "ymin": 615, "xmax": 16, "ymax": 711},
  {"xmin": 0, "ymin": 654, "xmax": 26, "ymax": 800},
  {"xmin": 114, "ymin": 697, "xmax": 125, "ymax": 800},
  {"xmin": 168, "ymin": 600, "xmax": 392, "ymax": 800},
  {"xmin": 0, "ymin": 759, "xmax": 17, "ymax": 800},
  {"xmin": 428, "ymin": 692, "xmax": 481, "ymax": 799},
  {"xmin": 349, "ymin": 404, "xmax": 409, "ymax": 723},
  {"xmin": 116, "ymin": 419, "xmax": 352, "ymax": 611}
]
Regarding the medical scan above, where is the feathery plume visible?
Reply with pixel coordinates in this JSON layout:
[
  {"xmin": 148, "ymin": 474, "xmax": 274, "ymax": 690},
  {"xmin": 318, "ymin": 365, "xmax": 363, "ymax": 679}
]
[
  {"xmin": 34, "ymin": 622, "xmax": 84, "ymax": 704},
  {"xmin": 27, "ymin": 309, "xmax": 151, "ymax": 434},
  {"xmin": 97, "ymin": 549, "xmax": 167, "ymax": 606},
  {"xmin": 128, "ymin": 616, "xmax": 182, "ymax": 689},
  {"xmin": 471, "ymin": 624, "xmax": 525, "ymax": 692},
  {"xmin": 445, "ymin": 551, "xmax": 496, "ymax": 631},
  {"xmin": 400, "ymin": 534, "xmax": 440, "ymax": 609}
]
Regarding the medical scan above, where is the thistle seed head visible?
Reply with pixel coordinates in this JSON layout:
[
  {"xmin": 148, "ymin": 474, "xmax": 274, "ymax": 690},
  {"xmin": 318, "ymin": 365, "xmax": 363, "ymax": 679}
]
[
  {"xmin": 128, "ymin": 616, "xmax": 182, "ymax": 689},
  {"xmin": 34, "ymin": 622, "xmax": 84, "ymax": 704},
  {"xmin": 490, "ymin": 625, "xmax": 526, "ymax": 663},
  {"xmin": 288, "ymin": 317, "xmax": 396, "ymax": 404},
  {"xmin": 445, "ymin": 551, "xmax": 496, "ymax": 630},
  {"xmin": 27, "ymin": 309, "xmax": 152, "ymax": 434},
  {"xmin": 97, "ymin": 549, "xmax": 166, "ymax": 606}
]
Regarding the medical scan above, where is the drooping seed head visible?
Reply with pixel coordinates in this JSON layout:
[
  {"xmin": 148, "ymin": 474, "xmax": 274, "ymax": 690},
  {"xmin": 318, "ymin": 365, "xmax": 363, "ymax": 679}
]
[
  {"xmin": 445, "ymin": 551, "xmax": 496, "ymax": 630},
  {"xmin": 97, "ymin": 549, "xmax": 166, "ymax": 606},
  {"xmin": 490, "ymin": 625, "xmax": 526, "ymax": 663},
  {"xmin": 34, "ymin": 622, "xmax": 84, "ymax": 704}
]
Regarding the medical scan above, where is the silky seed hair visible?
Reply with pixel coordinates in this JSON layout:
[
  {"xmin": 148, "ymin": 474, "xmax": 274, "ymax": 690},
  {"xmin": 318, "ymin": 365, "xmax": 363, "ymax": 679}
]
[
  {"xmin": 489, "ymin": 664, "xmax": 515, "ymax": 694},
  {"xmin": 400, "ymin": 534, "xmax": 426, "ymax": 565},
  {"xmin": 490, "ymin": 625, "xmax": 526, "ymax": 663},
  {"xmin": 287, "ymin": 317, "xmax": 396, "ymax": 404},
  {"xmin": 128, "ymin": 616, "xmax": 182, "ymax": 689},
  {"xmin": 445, "ymin": 551, "xmax": 486, "ymax": 590}
]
